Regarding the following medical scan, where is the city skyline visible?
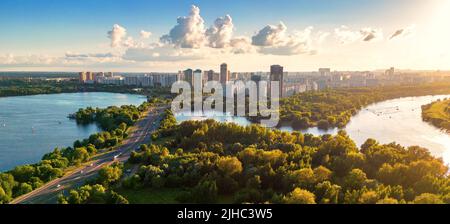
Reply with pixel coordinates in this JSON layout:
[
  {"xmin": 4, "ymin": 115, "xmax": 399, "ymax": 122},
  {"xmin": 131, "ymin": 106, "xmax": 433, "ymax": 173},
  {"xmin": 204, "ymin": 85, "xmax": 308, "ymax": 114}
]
[{"xmin": 1, "ymin": 0, "xmax": 450, "ymax": 72}]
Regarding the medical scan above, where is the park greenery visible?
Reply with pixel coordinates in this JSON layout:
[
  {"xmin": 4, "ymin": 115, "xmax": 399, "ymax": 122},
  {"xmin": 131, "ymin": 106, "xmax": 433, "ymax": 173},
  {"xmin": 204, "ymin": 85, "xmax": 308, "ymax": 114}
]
[
  {"xmin": 72, "ymin": 102, "xmax": 150, "ymax": 131},
  {"xmin": 58, "ymin": 163, "xmax": 128, "ymax": 204},
  {"xmin": 0, "ymin": 78, "xmax": 172, "ymax": 99},
  {"xmin": 0, "ymin": 79, "xmax": 134, "ymax": 97},
  {"xmin": 115, "ymin": 110, "xmax": 449, "ymax": 204},
  {"xmin": 422, "ymin": 98, "xmax": 450, "ymax": 132},
  {"xmin": 280, "ymin": 82, "xmax": 450, "ymax": 129},
  {"xmin": 0, "ymin": 102, "xmax": 151, "ymax": 204}
]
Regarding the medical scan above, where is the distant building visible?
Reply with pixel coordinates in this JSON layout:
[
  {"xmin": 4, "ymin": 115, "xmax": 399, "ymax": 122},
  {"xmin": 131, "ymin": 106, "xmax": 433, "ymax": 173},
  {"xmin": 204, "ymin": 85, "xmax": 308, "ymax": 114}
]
[
  {"xmin": 220, "ymin": 63, "xmax": 229, "ymax": 84},
  {"xmin": 213, "ymin": 72, "xmax": 220, "ymax": 82},
  {"xmin": 251, "ymin": 74, "xmax": 262, "ymax": 96},
  {"xmin": 251, "ymin": 74, "xmax": 261, "ymax": 83},
  {"xmin": 385, "ymin": 67, "xmax": 395, "ymax": 76},
  {"xmin": 99, "ymin": 76, "xmax": 123, "ymax": 85},
  {"xmin": 79, "ymin": 72, "xmax": 87, "ymax": 83},
  {"xmin": 193, "ymin": 69, "xmax": 203, "ymax": 88},
  {"xmin": 79, "ymin": 71, "xmax": 95, "ymax": 83},
  {"xmin": 230, "ymin": 72, "xmax": 238, "ymax": 80},
  {"xmin": 319, "ymin": 68, "xmax": 331, "ymax": 76},
  {"xmin": 207, "ymin": 70, "xmax": 214, "ymax": 81},
  {"xmin": 184, "ymin": 69, "xmax": 194, "ymax": 87},
  {"xmin": 270, "ymin": 65, "xmax": 284, "ymax": 98},
  {"xmin": 87, "ymin": 72, "xmax": 95, "ymax": 81}
]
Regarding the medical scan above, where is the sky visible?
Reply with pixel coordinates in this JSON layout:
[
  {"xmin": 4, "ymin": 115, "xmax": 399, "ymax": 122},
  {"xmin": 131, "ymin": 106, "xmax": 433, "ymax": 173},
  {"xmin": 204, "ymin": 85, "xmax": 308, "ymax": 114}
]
[{"xmin": 0, "ymin": 0, "xmax": 449, "ymax": 72}]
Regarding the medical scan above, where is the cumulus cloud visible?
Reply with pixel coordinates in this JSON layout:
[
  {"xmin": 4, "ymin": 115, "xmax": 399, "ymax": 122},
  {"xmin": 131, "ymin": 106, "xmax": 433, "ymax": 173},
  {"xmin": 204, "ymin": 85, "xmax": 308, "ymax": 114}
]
[
  {"xmin": 251, "ymin": 23, "xmax": 316, "ymax": 55},
  {"xmin": 160, "ymin": 5, "xmax": 206, "ymax": 48},
  {"xmin": 107, "ymin": 24, "xmax": 127, "ymax": 48},
  {"xmin": 334, "ymin": 26, "xmax": 383, "ymax": 44},
  {"xmin": 205, "ymin": 15, "xmax": 234, "ymax": 48},
  {"xmin": 251, "ymin": 22, "xmax": 287, "ymax": 46},
  {"xmin": 140, "ymin": 30, "xmax": 152, "ymax": 39},
  {"xmin": 360, "ymin": 27, "xmax": 383, "ymax": 42},
  {"xmin": 229, "ymin": 37, "xmax": 256, "ymax": 54},
  {"xmin": 390, "ymin": 25, "xmax": 415, "ymax": 40},
  {"xmin": 317, "ymin": 31, "xmax": 330, "ymax": 43},
  {"xmin": 123, "ymin": 44, "xmax": 205, "ymax": 62},
  {"xmin": 122, "ymin": 37, "xmax": 147, "ymax": 48},
  {"xmin": 334, "ymin": 26, "xmax": 363, "ymax": 44}
]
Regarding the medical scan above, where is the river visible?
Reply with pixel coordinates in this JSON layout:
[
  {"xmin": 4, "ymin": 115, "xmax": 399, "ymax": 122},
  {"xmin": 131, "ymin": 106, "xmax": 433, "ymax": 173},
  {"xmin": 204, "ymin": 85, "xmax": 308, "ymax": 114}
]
[
  {"xmin": 176, "ymin": 95, "xmax": 450, "ymax": 165},
  {"xmin": 0, "ymin": 92, "xmax": 147, "ymax": 171}
]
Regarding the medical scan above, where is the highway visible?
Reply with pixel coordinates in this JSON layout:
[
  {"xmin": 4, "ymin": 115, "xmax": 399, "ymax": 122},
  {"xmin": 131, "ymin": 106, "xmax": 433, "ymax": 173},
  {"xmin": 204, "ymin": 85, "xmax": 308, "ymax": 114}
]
[{"xmin": 10, "ymin": 106, "xmax": 165, "ymax": 204}]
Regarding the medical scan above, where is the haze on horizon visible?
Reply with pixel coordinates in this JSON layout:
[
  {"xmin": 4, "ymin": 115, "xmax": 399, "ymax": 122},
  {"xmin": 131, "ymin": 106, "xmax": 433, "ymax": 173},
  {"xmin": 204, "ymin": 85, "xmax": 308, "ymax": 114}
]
[{"xmin": 0, "ymin": 0, "xmax": 449, "ymax": 72}]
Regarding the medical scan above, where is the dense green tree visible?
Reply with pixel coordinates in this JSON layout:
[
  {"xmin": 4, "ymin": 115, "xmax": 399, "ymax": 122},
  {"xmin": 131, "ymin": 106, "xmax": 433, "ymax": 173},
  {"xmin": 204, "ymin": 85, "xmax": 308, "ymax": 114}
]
[
  {"xmin": 97, "ymin": 163, "xmax": 123, "ymax": 187},
  {"xmin": 190, "ymin": 180, "xmax": 218, "ymax": 204},
  {"xmin": 413, "ymin": 193, "xmax": 444, "ymax": 204},
  {"xmin": 284, "ymin": 188, "xmax": 316, "ymax": 204}
]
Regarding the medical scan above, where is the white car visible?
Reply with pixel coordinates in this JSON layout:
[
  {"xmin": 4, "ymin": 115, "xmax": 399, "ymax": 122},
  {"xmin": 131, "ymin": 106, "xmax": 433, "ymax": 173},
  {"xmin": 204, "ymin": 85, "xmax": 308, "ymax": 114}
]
[{"xmin": 56, "ymin": 184, "xmax": 61, "ymax": 189}]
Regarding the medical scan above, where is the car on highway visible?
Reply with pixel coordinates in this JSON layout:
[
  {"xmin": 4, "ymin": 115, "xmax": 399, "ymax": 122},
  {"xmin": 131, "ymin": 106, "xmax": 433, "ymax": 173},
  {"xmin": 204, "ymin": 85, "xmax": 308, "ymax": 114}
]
[
  {"xmin": 56, "ymin": 184, "xmax": 61, "ymax": 189},
  {"xmin": 113, "ymin": 153, "xmax": 122, "ymax": 160}
]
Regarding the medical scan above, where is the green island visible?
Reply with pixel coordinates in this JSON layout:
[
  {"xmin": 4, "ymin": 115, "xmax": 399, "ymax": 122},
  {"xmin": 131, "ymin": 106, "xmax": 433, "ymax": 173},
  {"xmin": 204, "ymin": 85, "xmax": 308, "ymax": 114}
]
[
  {"xmin": 58, "ymin": 110, "xmax": 450, "ymax": 204},
  {"xmin": 422, "ymin": 98, "xmax": 450, "ymax": 132},
  {"xmin": 280, "ymin": 82, "xmax": 450, "ymax": 129}
]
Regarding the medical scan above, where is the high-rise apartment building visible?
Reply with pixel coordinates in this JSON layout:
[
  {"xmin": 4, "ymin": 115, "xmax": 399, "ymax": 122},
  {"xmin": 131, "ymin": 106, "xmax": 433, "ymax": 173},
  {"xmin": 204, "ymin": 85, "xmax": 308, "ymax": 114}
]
[
  {"xmin": 319, "ymin": 68, "xmax": 331, "ymax": 76},
  {"xmin": 270, "ymin": 65, "xmax": 284, "ymax": 98},
  {"xmin": 184, "ymin": 69, "xmax": 193, "ymax": 86},
  {"xmin": 207, "ymin": 70, "xmax": 214, "ymax": 81},
  {"xmin": 79, "ymin": 72, "xmax": 87, "ymax": 83},
  {"xmin": 220, "ymin": 63, "xmax": 229, "ymax": 84}
]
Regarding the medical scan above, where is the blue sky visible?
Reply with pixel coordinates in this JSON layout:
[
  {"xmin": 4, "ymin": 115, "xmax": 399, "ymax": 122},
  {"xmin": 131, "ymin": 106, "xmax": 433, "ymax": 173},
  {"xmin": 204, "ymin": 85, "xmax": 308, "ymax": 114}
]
[{"xmin": 0, "ymin": 0, "xmax": 448, "ymax": 71}]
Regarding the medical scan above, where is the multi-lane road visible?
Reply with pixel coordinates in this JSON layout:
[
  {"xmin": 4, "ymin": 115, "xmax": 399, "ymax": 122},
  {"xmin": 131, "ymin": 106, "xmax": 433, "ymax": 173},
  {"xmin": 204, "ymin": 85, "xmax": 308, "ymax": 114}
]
[{"xmin": 10, "ymin": 106, "xmax": 165, "ymax": 204}]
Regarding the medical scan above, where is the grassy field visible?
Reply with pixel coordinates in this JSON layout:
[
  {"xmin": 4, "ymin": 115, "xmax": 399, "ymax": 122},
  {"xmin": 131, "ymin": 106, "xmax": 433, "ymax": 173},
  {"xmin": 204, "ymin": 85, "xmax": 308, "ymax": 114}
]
[
  {"xmin": 422, "ymin": 99, "xmax": 450, "ymax": 131},
  {"xmin": 115, "ymin": 187, "xmax": 235, "ymax": 204},
  {"xmin": 116, "ymin": 188, "xmax": 187, "ymax": 204}
]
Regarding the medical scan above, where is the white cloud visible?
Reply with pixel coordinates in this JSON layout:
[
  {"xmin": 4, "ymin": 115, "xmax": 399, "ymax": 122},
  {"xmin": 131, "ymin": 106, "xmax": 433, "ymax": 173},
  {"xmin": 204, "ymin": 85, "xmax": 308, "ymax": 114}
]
[
  {"xmin": 252, "ymin": 23, "xmax": 316, "ymax": 55},
  {"xmin": 317, "ymin": 31, "xmax": 330, "ymax": 43},
  {"xmin": 334, "ymin": 26, "xmax": 383, "ymax": 44},
  {"xmin": 229, "ymin": 37, "xmax": 256, "ymax": 54},
  {"xmin": 160, "ymin": 5, "xmax": 206, "ymax": 48},
  {"xmin": 0, "ymin": 54, "xmax": 16, "ymax": 64},
  {"xmin": 0, "ymin": 54, "xmax": 58, "ymax": 66},
  {"xmin": 122, "ymin": 36, "xmax": 147, "ymax": 48},
  {"xmin": 360, "ymin": 27, "xmax": 383, "ymax": 42},
  {"xmin": 107, "ymin": 24, "xmax": 127, "ymax": 48},
  {"xmin": 390, "ymin": 25, "xmax": 415, "ymax": 40},
  {"xmin": 65, "ymin": 52, "xmax": 116, "ymax": 58},
  {"xmin": 206, "ymin": 15, "xmax": 234, "ymax": 48},
  {"xmin": 252, "ymin": 22, "xmax": 287, "ymax": 46},
  {"xmin": 123, "ymin": 44, "xmax": 205, "ymax": 62},
  {"xmin": 140, "ymin": 30, "xmax": 152, "ymax": 39},
  {"xmin": 334, "ymin": 26, "xmax": 363, "ymax": 44}
]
